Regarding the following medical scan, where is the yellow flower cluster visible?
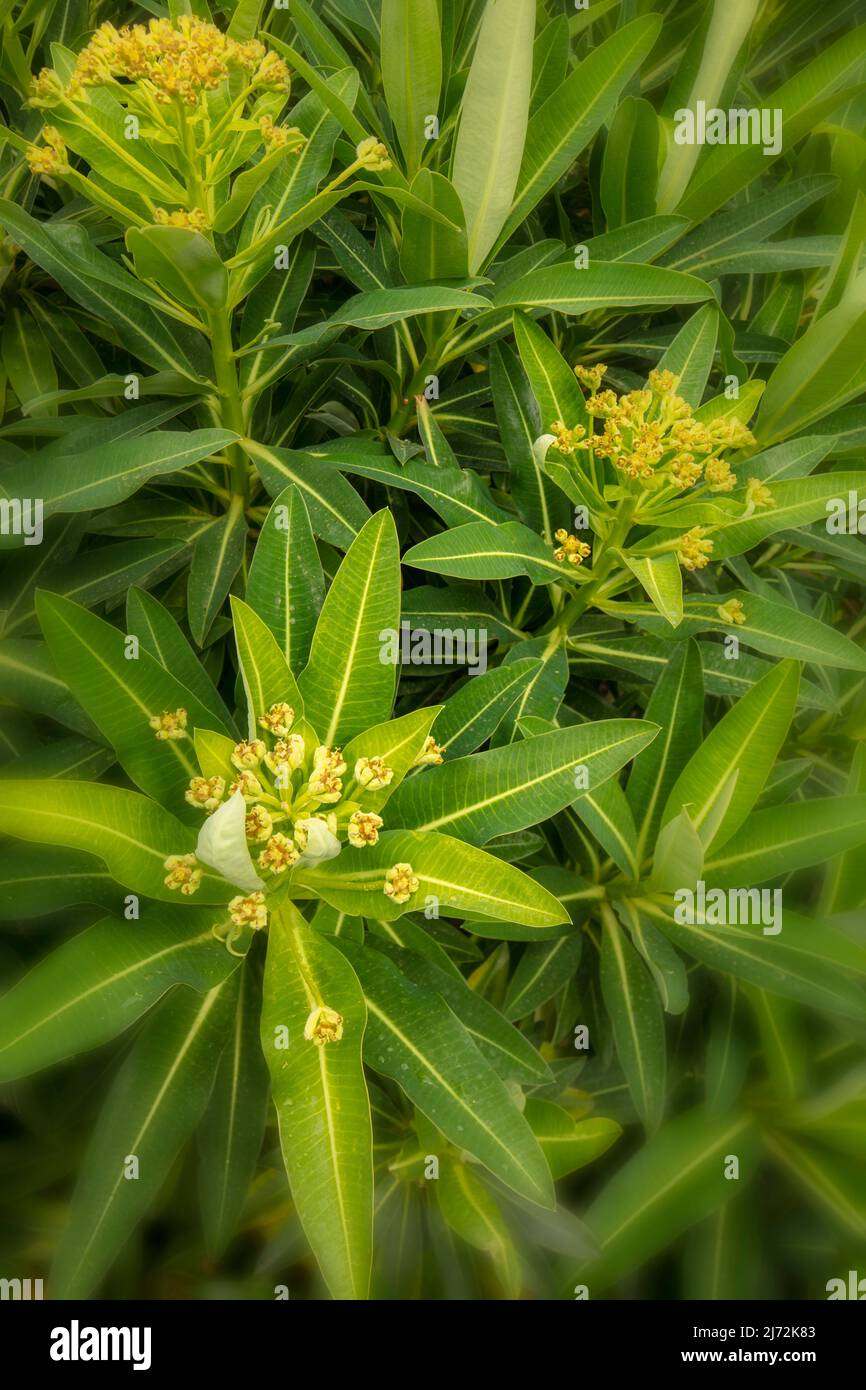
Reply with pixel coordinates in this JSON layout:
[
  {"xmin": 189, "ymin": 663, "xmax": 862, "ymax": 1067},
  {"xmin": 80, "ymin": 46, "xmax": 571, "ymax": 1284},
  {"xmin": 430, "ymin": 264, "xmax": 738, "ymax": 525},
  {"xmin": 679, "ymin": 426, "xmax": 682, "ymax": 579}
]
[
  {"xmin": 560, "ymin": 365, "xmax": 756, "ymax": 492},
  {"xmin": 718, "ymin": 598, "xmax": 746, "ymax": 626},
  {"xmin": 553, "ymin": 529, "xmax": 592, "ymax": 567},
  {"xmin": 25, "ymin": 125, "xmax": 69, "ymax": 176},
  {"xmin": 69, "ymin": 17, "xmax": 269, "ymax": 105},
  {"xmin": 676, "ymin": 527, "xmax": 714, "ymax": 572},
  {"xmin": 159, "ymin": 702, "xmax": 436, "ymax": 911},
  {"xmin": 154, "ymin": 207, "xmax": 207, "ymax": 230}
]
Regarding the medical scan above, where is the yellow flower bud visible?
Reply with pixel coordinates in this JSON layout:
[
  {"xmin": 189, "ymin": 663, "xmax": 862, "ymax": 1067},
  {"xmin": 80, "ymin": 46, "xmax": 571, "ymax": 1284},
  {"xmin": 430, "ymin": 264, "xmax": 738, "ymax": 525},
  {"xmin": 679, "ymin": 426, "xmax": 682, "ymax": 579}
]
[
  {"xmin": 304, "ymin": 1005, "xmax": 344, "ymax": 1045},
  {"xmin": 384, "ymin": 862, "xmax": 419, "ymax": 905}
]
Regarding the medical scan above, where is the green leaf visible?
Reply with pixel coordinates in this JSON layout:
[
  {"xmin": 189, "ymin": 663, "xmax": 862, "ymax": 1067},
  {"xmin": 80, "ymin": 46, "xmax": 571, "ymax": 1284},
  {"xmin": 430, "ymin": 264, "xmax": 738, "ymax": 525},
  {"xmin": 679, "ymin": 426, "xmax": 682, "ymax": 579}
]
[
  {"xmin": 126, "ymin": 226, "xmax": 228, "ymax": 311},
  {"xmin": 436, "ymin": 1160, "xmax": 520, "ymax": 1296},
  {"xmin": 490, "ymin": 340, "xmax": 569, "ymax": 540},
  {"xmin": 600, "ymin": 96, "xmax": 659, "ymax": 229},
  {"xmin": 335, "ymin": 940, "xmax": 554, "ymax": 1207},
  {"xmin": 661, "ymin": 660, "xmax": 799, "ymax": 849},
  {"xmin": 0, "ymin": 908, "xmax": 235, "ymax": 1081},
  {"xmin": 0, "ymin": 780, "xmax": 230, "ymax": 904},
  {"xmin": 400, "ymin": 171, "xmax": 469, "ymax": 283},
  {"xmin": 187, "ymin": 500, "xmax": 247, "ymax": 647},
  {"xmin": 403, "ymin": 519, "xmax": 573, "ymax": 585},
  {"xmin": 246, "ymin": 485, "xmax": 324, "ymax": 675},
  {"xmin": 52, "ymin": 980, "xmax": 234, "ymax": 1297},
  {"xmin": 704, "ymin": 797, "xmax": 866, "ymax": 886},
  {"xmin": 626, "ymin": 640, "xmax": 704, "ymax": 864},
  {"xmin": 503, "ymin": 934, "xmax": 583, "ymax": 1020},
  {"xmin": 498, "ymin": 14, "xmax": 662, "ymax": 251},
  {"xmin": 578, "ymin": 1107, "xmax": 757, "ymax": 1293},
  {"xmin": 452, "ymin": 0, "xmax": 534, "ymax": 270},
  {"xmin": 341, "ymin": 708, "xmax": 440, "ymax": 812},
  {"xmin": 495, "ymin": 262, "xmax": 713, "ymax": 314},
  {"xmin": 432, "ymin": 658, "xmax": 542, "ymax": 758},
  {"xmin": 297, "ymin": 829, "xmax": 567, "ymax": 929},
  {"xmin": 622, "ymin": 552, "xmax": 683, "ymax": 627},
  {"xmin": 261, "ymin": 901, "xmax": 373, "ymax": 1299},
  {"xmin": 656, "ymin": 303, "xmax": 718, "ymax": 407},
  {"xmin": 381, "ymin": 0, "xmax": 441, "ymax": 174},
  {"xmin": 299, "ymin": 510, "xmax": 400, "ymax": 745},
  {"xmin": 231, "ymin": 596, "xmax": 304, "ymax": 739},
  {"xmin": 245, "ymin": 440, "xmax": 372, "ymax": 549},
  {"xmin": 388, "ymin": 720, "xmax": 657, "ymax": 845},
  {"xmin": 600, "ymin": 909, "xmax": 666, "ymax": 1132},
  {"xmin": 524, "ymin": 1100, "xmax": 621, "ymax": 1180},
  {"xmin": 126, "ymin": 587, "xmax": 234, "ymax": 734}
]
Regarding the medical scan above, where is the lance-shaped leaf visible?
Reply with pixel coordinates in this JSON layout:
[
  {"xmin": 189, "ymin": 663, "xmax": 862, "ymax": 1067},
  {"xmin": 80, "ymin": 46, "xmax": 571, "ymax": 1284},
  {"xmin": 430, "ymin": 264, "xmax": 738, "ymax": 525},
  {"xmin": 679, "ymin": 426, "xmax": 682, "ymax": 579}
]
[
  {"xmin": 436, "ymin": 1161, "xmax": 520, "ymax": 1296},
  {"xmin": 231, "ymin": 596, "xmax": 304, "ymax": 740},
  {"xmin": 335, "ymin": 941, "xmax": 554, "ymax": 1208},
  {"xmin": 524, "ymin": 1101, "xmax": 621, "ymax": 1180},
  {"xmin": 403, "ymin": 519, "xmax": 571, "ymax": 585},
  {"xmin": 626, "ymin": 640, "xmax": 704, "ymax": 863},
  {"xmin": 341, "ymin": 707, "xmax": 441, "ymax": 811},
  {"xmin": 432, "ymin": 658, "xmax": 542, "ymax": 758},
  {"xmin": 127, "ymin": 587, "xmax": 235, "ymax": 733},
  {"xmin": 622, "ymin": 552, "xmax": 683, "ymax": 628},
  {"xmin": 261, "ymin": 902, "xmax": 372, "ymax": 1300},
  {"xmin": 600, "ymin": 908, "xmax": 666, "ymax": 1133},
  {"xmin": 245, "ymin": 441, "xmax": 371, "ymax": 549},
  {"xmin": 246, "ymin": 485, "xmax": 323, "ymax": 675},
  {"xmin": 299, "ymin": 510, "xmax": 400, "ymax": 745},
  {"xmin": 490, "ymin": 339, "xmax": 569, "ymax": 540},
  {"xmin": 0, "ymin": 845, "xmax": 113, "ymax": 919},
  {"xmin": 198, "ymin": 962, "xmax": 270, "ymax": 1258},
  {"xmin": 493, "ymin": 263, "xmax": 713, "ymax": 315},
  {"xmin": 0, "ymin": 781, "xmax": 231, "ymax": 903},
  {"xmin": 503, "ymin": 934, "xmax": 583, "ymax": 1020},
  {"xmin": 52, "ymin": 980, "xmax": 234, "ymax": 1297},
  {"xmin": 37, "ymin": 592, "xmax": 229, "ymax": 807},
  {"xmin": 381, "ymin": 0, "xmax": 441, "ymax": 175},
  {"xmin": 126, "ymin": 227, "xmax": 229, "ymax": 311},
  {"xmin": 703, "ymin": 797, "xmax": 866, "ymax": 887},
  {"xmin": 452, "ymin": 0, "xmax": 534, "ymax": 271},
  {"xmin": 296, "ymin": 829, "xmax": 567, "ymax": 929},
  {"xmin": 187, "ymin": 501, "xmax": 248, "ymax": 647},
  {"xmin": 388, "ymin": 720, "xmax": 657, "ymax": 845},
  {"xmin": 0, "ymin": 908, "xmax": 236, "ymax": 1081},
  {"xmin": 661, "ymin": 660, "xmax": 799, "ymax": 850}
]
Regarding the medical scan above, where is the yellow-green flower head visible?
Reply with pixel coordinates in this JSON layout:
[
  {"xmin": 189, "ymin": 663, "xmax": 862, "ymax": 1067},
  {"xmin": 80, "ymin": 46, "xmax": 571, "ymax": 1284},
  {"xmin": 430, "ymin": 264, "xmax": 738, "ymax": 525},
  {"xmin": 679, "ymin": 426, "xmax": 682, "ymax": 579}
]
[
  {"xmin": 553, "ymin": 529, "xmax": 592, "ymax": 567},
  {"xmin": 549, "ymin": 419, "xmax": 586, "ymax": 454},
  {"xmin": 585, "ymin": 390, "xmax": 619, "ymax": 418},
  {"xmin": 26, "ymin": 126, "xmax": 69, "ymax": 176},
  {"xmin": 254, "ymin": 50, "xmax": 290, "ymax": 91},
  {"xmin": 574, "ymin": 363, "xmax": 607, "ymax": 391},
  {"xmin": 355, "ymin": 136, "xmax": 391, "ymax": 171},
  {"xmin": 29, "ymin": 66, "xmax": 65, "ymax": 106},
  {"xmin": 677, "ymin": 527, "xmax": 714, "ymax": 572},
  {"xmin": 304, "ymin": 1005, "xmax": 344, "ymax": 1046},
  {"xmin": 163, "ymin": 853, "xmax": 201, "ymax": 895},
  {"xmin": 71, "ymin": 17, "xmax": 265, "ymax": 106},
  {"xmin": 258, "ymin": 702, "xmax": 296, "ymax": 737},
  {"xmin": 354, "ymin": 755, "xmax": 394, "ymax": 790},
  {"xmin": 384, "ymin": 862, "xmax": 419, "ymax": 904},
  {"xmin": 308, "ymin": 745, "xmax": 346, "ymax": 802},
  {"xmin": 647, "ymin": 368, "xmax": 679, "ymax": 396},
  {"xmin": 185, "ymin": 775, "xmax": 225, "ymax": 813},
  {"xmin": 413, "ymin": 736, "xmax": 444, "ymax": 768},
  {"xmin": 149, "ymin": 707, "xmax": 188, "ymax": 741},
  {"xmin": 258, "ymin": 832, "xmax": 299, "ymax": 874},
  {"xmin": 718, "ymin": 598, "xmax": 746, "ymax": 626},
  {"xmin": 228, "ymin": 891, "xmax": 267, "ymax": 929},
  {"xmin": 746, "ymin": 478, "xmax": 774, "ymax": 509},
  {"xmin": 704, "ymin": 457, "xmax": 737, "ymax": 492},
  {"xmin": 154, "ymin": 207, "xmax": 207, "ymax": 231},
  {"xmin": 265, "ymin": 736, "xmax": 306, "ymax": 779},
  {"xmin": 348, "ymin": 810, "xmax": 383, "ymax": 847},
  {"xmin": 245, "ymin": 805, "xmax": 273, "ymax": 842},
  {"xmin": 231, "ymin": 739, "xmax": 266, "ymax": 771},
  {"xmin": 229, "ymin": 770, "xmax": 264, "ymax": 801}
]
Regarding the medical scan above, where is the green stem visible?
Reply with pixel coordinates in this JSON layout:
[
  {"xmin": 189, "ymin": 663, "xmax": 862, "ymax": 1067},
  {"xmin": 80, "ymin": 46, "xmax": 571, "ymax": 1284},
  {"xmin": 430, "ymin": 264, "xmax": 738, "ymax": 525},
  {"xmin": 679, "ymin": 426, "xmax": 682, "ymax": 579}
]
[{"xmin": 208, "ymin": 309, "xmax": 249, "ymax": 501}]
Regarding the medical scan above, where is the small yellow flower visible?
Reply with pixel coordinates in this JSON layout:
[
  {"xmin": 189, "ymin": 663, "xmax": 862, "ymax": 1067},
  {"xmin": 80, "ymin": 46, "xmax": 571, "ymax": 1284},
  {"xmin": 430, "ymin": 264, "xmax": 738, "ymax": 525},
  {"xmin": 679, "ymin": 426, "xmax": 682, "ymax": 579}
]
[
  {"xmin": 245, "ymin": 805, "xmax": 273, "ymax": 842},
  {"xmin": 308, "ymin": 745, "xmax": 346, "ymax": 802},
  {"xmin": 153, "ymin": 207, "xmax": 207, "ymax": 231},
  {"xmin": 163, "ymin": 853, "xmax": 201, "ymax": 895},
  {"xmin": 354, "ymin": 756, "xmax": 394, "ymax": 790},
  {"xmin": 304, "ymin": 1005, "xmax": 344, "ymax": 1045},
  {"xmin": 550, "ymin": 420, "xmax": 586, "ymax": 454},
  {"xmin": 229, "ymin": 770, "xmax": 264, "ymax": 800},
  {"xmin": 746, "ymin": 477, "xmax": 774, "ymax": 509},
  {"xmin": 228, "ymin": 892, "xmax": 267, "ymax": 929},
  {"xmin": 648, "ymin": 368, "xmax": 679, "ymax": 396},
  {"xmin": 149, "ymin": 708, "xmax": 188, "ymax": 741},
  {"xmin": 255, "ymin": 50, "xmax": 290, "ymax": 90},
  {"xmin": 26, "ymin": 126, "xmax": 69, "ymax": 176},
  {"xmin": 574, "ymin": 363, "xmax": 607, "ymax": 391},
  {"xmin": 705, "ymin": 457, "xmax": 737, "ymax": 492},
  {"xmin": 585, "ymin": 390, "xmax": 619, "ymax": 418},
  {"xmin": 413, "ymin": 736, "xmax": 444, "ymax": 768},
  {"xmin": 384, "ymin": 862, "xmax": 419, "ymax": 904},
  {"xmin": 347, "ymin": 811, "xmax": 383, "ymax": 847},
  {"xmin": 265, "ymin": 734, "xmax": 306, "ymax": 774},
  {"xmin": 258, "ymin": 832, "xmax": 299, "ymax": 873},
  {"xmin": 231, "ymin": 739, "xmax": 266, "ymax": 771},
  {"xmin": 185, "ymin": 775, "xmax": 225, "ymax": 813},
  {"xmin": 258, "ymin": 702, "xmax": 296, "ymax": 736},
  {"xmin": 717, "ymin": 598, "xmax": 746, "ymax": 626},
  {"xmin": 553, "ymin": 529, "xmax": 592, "ymax": 566},
  {"xmin": 355, "ymin": 136, "xmax": 391, "ymax": 171},
  {"xmin": 676, "ymin": 527, "xmax": 714, "ymax": 572}
]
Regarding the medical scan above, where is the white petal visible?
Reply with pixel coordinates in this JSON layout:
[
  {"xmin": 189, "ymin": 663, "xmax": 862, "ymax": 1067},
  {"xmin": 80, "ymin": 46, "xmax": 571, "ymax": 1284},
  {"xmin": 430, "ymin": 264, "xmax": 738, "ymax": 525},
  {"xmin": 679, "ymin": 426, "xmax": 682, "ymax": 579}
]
[
  {"xmin": 295, "ymin": 817, "xmax": 342, "ymax": 868},
  {"xmin": 196, "ymin": 790, "xmax": 264, "ymax": 891}
]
